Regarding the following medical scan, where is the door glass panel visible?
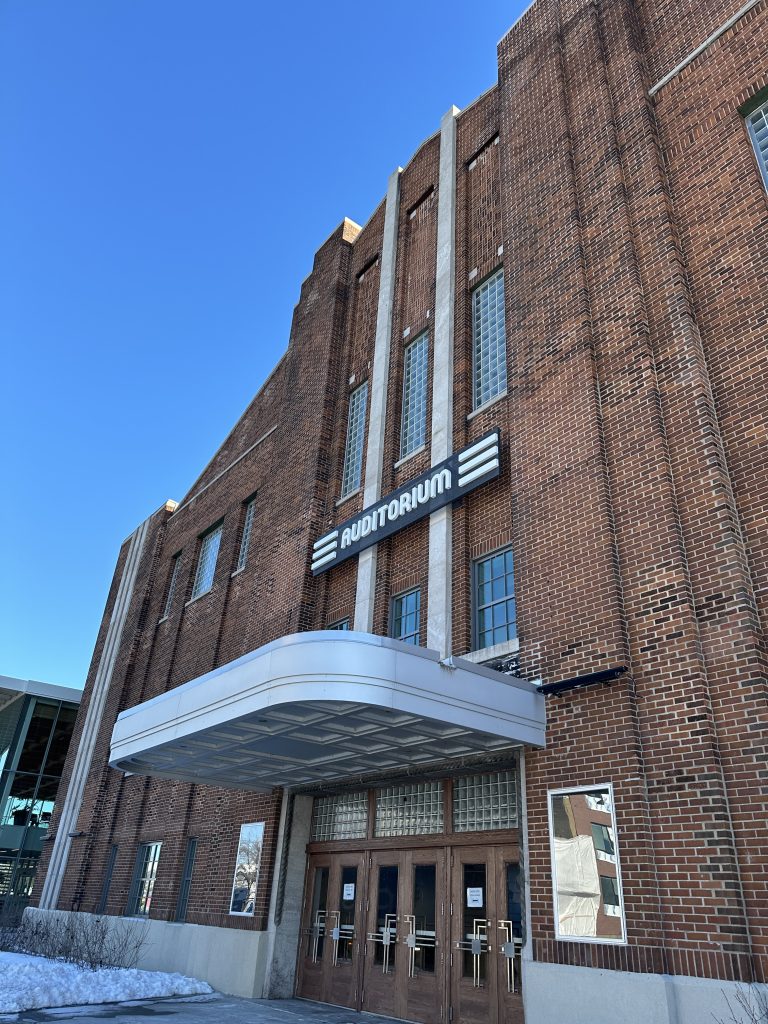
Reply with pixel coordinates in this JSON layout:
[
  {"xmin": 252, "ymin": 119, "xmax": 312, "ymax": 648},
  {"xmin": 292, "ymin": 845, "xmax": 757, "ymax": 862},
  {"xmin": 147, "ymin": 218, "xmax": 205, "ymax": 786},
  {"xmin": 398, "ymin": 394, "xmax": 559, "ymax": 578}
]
[
  {"xmin": 309, "ymin": 866, "xmax": 329, "ymax": 959},
  {"xmin": 506, "ymin": 862, "xmax": 522, "ymax": 939},
  {"xmin": 374, "ymin": 864, "xmax": 398, "ymax": 970},
  {"xmin": 413, "ymin": 863, "xmax": 436, "ymax": 974},
  {"xmin": 462, "ymin": 863, "xmax": 487, "ymax": 981},
  {"xmin": 338, "ymin": 865, "xmax": 357, "ymax": 962}
]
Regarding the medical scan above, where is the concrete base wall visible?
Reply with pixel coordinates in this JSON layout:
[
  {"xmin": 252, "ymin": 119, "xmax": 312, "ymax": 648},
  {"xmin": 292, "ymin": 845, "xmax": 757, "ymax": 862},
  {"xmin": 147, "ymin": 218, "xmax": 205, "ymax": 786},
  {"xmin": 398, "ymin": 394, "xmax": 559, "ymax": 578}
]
[
  {"xmin": 524, "ymin": 959, "xmax": 768, "ymax": 1024},
  {"xmin": 24, "ymin": 908, "xmax": 269, "ymax": 999}
]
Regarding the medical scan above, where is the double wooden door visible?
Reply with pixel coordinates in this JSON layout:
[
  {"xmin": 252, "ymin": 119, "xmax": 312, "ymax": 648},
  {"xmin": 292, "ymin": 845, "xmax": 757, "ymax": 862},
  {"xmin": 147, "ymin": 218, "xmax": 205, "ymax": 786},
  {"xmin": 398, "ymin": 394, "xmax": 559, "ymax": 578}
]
[{"xmin": 296, "ymin": 843, "xmax": 523, "ymax": 1024}]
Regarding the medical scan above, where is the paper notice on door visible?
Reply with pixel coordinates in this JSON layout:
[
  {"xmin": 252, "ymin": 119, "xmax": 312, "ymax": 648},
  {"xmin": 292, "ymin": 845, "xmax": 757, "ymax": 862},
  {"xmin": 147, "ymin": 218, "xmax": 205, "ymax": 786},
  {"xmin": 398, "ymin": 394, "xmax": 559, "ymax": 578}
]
[
  {"xmin": 466, "ymin": 887, "xmax": 484, "ymax": 907},
  {"xmin": 343, "ymin": 883, "xmax": 355, "ymax": 901}
]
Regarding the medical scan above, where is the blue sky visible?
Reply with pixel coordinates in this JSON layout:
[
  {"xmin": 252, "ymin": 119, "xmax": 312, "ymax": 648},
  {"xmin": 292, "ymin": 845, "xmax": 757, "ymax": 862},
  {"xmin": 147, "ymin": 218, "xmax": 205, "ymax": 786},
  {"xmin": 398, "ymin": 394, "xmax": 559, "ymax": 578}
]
[{"xmin": 0, "ymin": 1, "xmax": 521, "ymax": 689}]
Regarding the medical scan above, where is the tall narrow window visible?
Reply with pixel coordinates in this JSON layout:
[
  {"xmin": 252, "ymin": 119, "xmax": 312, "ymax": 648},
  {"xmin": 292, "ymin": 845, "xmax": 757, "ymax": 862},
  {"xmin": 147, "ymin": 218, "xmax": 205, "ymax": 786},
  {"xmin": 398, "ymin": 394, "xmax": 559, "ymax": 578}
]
[
  {"xmin": 174, "ymin": 837, "xmax": 197, "ymax": 922},
  {"xmin": 400, "ymin": 333, "xmax": 428, "ymax": 459},
  {"xmin": 340, "ymin": 382, "xmax": 368, "ymax": 498},
  {"xmin": 472, "ymin": 269, "xmax": 507, "ymax": 409},
  {"xmin": 474, "ymin": 547, "xmax": 516, "ymax": 650},
  {"xmin": 548, "ymin": 785, "xmax": 625, "ymax": 942},
  {"xmin": 127, "ymin": 842, "xmax": 161, "ymax": 917},
  {"xmin": 229, "ymin": 821, "xmax": 265, "ymax": 916},
  {"xmin": 391, "ymin": 588, "xmax": 420, "ymax": 646},
  {"xmin": 235, "ymin": 498, "xmax": 256, "ymax": 572},
  {"xmin": 190, "ymin": 523, "xmax": 222, "ymax": 600},
  {"xmin": 746, "ymin": 100, "xmax": 768, "ymax": 190},
  {"xmin": 161, "ymin": 555, "xmax": 180, "ymax": 619},
  {"xmin": 97, "ymin": 845, "xmax": 118, "ymax": 914}
]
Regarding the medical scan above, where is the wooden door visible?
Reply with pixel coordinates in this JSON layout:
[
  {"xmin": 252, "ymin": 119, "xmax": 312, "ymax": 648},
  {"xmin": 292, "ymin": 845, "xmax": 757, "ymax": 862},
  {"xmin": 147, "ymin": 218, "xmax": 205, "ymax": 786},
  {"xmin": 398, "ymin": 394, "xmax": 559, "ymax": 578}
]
[
  {"xmin": 361, "ymin": 851, "xmax": 405, "ymax": 1017},
  {"xmin": 449, "ymin": 845, "xmax": 523, "ymax": 1024},
  {"xmin": 400, "ymin": 847, "xmax": 447, "ymax": 1024},
  {"xmin": 297, "ymin": 852, "xmax": 366, "ymax": 1007}
]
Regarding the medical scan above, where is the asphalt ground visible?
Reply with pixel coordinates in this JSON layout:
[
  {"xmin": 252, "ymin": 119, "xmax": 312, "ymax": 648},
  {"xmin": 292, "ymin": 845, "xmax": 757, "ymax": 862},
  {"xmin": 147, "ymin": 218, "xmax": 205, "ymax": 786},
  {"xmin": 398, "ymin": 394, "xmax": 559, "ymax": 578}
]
[{"xmin": 0, "ymin": 995, "xmax": 405, "ymax": 1024}]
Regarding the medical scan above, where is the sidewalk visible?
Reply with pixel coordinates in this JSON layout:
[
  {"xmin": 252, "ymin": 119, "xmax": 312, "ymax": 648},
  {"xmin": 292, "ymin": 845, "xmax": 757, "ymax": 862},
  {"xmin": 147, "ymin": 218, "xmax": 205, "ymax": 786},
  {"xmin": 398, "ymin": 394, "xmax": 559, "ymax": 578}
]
[{"xmin": 0, "ymin": 995, "xmax": 406, "ymax": 1024}]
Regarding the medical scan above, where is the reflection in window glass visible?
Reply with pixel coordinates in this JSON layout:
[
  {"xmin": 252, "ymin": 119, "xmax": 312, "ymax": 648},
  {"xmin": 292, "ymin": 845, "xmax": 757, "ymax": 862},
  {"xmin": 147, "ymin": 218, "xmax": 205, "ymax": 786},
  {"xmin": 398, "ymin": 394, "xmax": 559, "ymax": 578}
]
[
  {"xmin": 308, "ymin": 866, "xmax": 329, "ymax": 960},
  {"xmin": 229, "ymin": 821, "xmax": 265, "ymax": 915},
  {"xmin": 337, "ymin": 866, "xmax": 357, "ymax": 962},
  {"xmin": 549, "ymin": 786, "xmax": 625, "ymax": 942}
]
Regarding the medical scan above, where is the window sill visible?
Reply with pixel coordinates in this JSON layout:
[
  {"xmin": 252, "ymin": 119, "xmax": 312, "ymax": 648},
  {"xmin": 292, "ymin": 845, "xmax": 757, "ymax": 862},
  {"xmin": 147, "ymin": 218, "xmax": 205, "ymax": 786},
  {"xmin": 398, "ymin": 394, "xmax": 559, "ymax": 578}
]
[
  {"xmin": 158, "ymin": 616, "xmax": 169, "ymax": 625},
  {"xmin": 231, "ymin": 567, "xmax": 246, "ymax": 578},
  {"xmin": 185, "ymin": 589, "xmax": 213, "ymax": 608},
  {"xmin": 336, "ymin": 488, "xmax": 361, "ymax": 508},
  {"xmin": 394, "ymin": 444, "xmax": 426, "ymax": 470},
  {"xmin": 467, "ymin": 390, "xmax": 508, "ymax": 422},
  {"xmin": 461, "ymin": 638, "xmax": 519, "ymax": 664}
]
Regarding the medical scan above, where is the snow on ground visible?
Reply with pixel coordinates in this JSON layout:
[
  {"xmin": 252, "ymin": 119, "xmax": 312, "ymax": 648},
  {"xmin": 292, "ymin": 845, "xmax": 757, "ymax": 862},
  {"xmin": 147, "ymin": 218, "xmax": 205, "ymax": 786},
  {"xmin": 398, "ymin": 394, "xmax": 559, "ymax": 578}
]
[{"xmin": 0, "ymin": 951, "xmax": 213, "ymax": 1013}]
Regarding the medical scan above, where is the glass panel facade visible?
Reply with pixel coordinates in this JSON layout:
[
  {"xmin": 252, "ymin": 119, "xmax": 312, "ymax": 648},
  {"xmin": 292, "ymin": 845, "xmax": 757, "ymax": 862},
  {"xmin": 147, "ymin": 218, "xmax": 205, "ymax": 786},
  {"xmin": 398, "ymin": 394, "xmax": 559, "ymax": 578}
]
[
  {"xmin": 311, "ymin": 792, "xmax": 367, "ymax": 841},
  {"xmin": 453, "ymin": 770, "xmax": 518, "ymax": 831},
  {"xmin": 0, "ymin": 696, "xmax": 78, "ymax": 903},
  {"xmin": 472, "ymin": 269, "xmax": 507, "ymax": 408},
  {"xmin": 375, "ymin": 782, "xmax": 443, "ymax": 837}
]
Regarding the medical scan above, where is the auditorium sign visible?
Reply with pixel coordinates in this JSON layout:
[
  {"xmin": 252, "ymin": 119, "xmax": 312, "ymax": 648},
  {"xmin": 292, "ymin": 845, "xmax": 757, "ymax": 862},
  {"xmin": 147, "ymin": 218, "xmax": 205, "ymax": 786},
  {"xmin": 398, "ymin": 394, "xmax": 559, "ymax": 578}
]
[{"xmin": 311, "ymin": 429, "xmax": 501, "ymax": 575}]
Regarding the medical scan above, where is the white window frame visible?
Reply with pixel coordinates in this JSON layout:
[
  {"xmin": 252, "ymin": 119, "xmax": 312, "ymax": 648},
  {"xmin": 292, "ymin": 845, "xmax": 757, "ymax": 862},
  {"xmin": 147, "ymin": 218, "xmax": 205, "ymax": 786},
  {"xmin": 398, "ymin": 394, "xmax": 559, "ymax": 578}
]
[
  {"xmin": 229, "ymin": 821, "xmax": 265, "ymax": 917},
  {"xmin": 390, "ymin": 587, "xmax": 421, "ymax": 646},
  {"xmin": 400, "ymin": 332, "xmax": 429, "ymax": 459},
  {"xmin": 471, "ymin": 268, "xmax": 508, "ymax": 410},
  {"xmin": 547, "ymin": 782, "xmax": 627, "ymax": 945},
  {"xmin": 190, "ymin": 523, "xmax": 223, "ymax": 601},
  {"xmin": 746, "ymin": 99, "xmax": 768, "ymax": 191},
  {"xmin": 235, "ymin": 497, "xmax": 257, "ymax": 572},
  {"xmin": 340, "ymin": 382, "xmax": 368, "ymax": 498}
]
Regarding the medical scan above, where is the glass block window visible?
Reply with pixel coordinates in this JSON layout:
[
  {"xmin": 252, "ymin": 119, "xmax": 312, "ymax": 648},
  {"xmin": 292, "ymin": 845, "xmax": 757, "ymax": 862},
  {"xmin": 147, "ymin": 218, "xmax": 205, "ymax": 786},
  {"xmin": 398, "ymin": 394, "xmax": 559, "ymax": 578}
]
[
  {"xmin": 453, "ymin": 771, "xmax": 518, "ymax": 832},
  {"xmin": 391, "ymin": 588, "xmax": 420, "ymax": 646},
  {"xmin": 236, "ymin": 498, "xmax": 257, "ymax": 572},
  {"xmin": 327, "ymin": 618, "xmax": 350, "ymax": 630},
  {"xmin": 161, "ymin": 555, "xmax": 180, "ymax": 619},
  {"xmin": 375, "ymin": 782, "xmax": 443, "ymax": 837},
  {"xmin": 747, "ymin": 100, "xmax": 768, "ymax": 191},
  {"xmin": 311, "ymin": 792, "xmax": 368, "ymax": 841},
  {"xmin": 340, "ymin": 382, "xmax": 368, "ymax": 498},
  {"xmin": 191, "ymin": 524, "xmax": 222, "ymax": 600},
  {"xmin": 127, "ymin": 842, "xmax": 161, "ymax": 916},
  {"xmin": 472, "ymin": 269, "xmax": 507, "ymax": 409},
  {"xmin": 474, "ymin": 548, "xmax": 516, "ymax": 649},
  {"xmin": 400, "ymin": 332, "xmax": 429, "ymax": 459}
]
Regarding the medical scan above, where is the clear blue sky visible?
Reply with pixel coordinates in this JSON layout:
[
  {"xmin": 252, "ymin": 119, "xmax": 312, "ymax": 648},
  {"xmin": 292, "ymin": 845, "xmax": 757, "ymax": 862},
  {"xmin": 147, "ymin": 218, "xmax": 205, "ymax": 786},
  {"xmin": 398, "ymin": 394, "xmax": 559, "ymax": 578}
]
[{"xmin": 0, "ymin": 1, "xmax": 521, "ymax": 689}]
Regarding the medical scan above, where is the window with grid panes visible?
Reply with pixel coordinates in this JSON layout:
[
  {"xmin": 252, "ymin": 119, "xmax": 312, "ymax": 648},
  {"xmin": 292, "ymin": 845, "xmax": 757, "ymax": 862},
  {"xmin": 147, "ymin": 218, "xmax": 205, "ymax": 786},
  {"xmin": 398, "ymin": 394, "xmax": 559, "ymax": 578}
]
[
  {"xmin": 472, "ymin": 269, "xmax": 507, "ymax": 409},
  {"xmin": 340, "ymin": 382, "xmax": 368, "ymax": 498},
  {"xmin": 400, "ymin": 332, "xmax": 428, "ymax": 459},
  {"xmin": 746, "ymin": 100, "xmax": 768, "ymax": 190},
  {"xmin": 127, "ymin": 842, "xmax": 161, "ymax": 916},
  {"xmin": 391, "ymin": 588, "xmax": 420, "ymax": 645},
  {"xmin": 327, "ymin": 618, "xmax": 350, "ymax": 630},
  {"xmin": 190, "ymin": 524, "xmax": 222, "ymax": 600},
  {"xmin": 474, "ymin": 548, "xmax": 516, "ymax": 649},
  {"xmin": 235, "ymin": 498, "xmax": 256, "ymax": 572},
  {"xmin": 161, "ymin": 555, "xmax": 180, "ymax": 619}
]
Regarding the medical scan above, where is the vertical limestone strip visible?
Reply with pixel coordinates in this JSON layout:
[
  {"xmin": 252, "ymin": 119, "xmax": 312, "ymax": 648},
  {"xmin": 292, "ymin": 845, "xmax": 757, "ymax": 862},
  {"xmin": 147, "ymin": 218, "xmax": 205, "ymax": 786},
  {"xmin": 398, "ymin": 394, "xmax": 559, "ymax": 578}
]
[
  {"xmin": 427, "ymin": 106, "xmax": 460, "ymax": 656},
  {"xmin": 354, "ymin": 168, "xmax": 402, "ymax": 631},
  {"xmin": 39, "ymin": 516, "xmax": 151, "ymax": 910}
]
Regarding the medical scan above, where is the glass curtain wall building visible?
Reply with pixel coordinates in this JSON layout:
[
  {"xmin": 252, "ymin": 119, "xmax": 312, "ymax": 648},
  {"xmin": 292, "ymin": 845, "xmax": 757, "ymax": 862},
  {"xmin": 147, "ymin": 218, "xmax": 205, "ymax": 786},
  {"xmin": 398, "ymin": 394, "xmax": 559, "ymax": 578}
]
[{"xmin": 0, "ymin": 676, "xmax": 80, "ymax": 913}]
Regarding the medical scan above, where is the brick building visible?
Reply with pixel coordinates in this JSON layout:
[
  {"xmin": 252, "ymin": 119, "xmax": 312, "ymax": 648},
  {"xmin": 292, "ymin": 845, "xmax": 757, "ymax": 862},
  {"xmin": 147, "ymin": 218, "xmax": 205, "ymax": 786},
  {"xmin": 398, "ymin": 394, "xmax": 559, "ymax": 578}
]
[{"xmin": 33, "ymin": 0, "xmax": 768, "ymax": 1021}]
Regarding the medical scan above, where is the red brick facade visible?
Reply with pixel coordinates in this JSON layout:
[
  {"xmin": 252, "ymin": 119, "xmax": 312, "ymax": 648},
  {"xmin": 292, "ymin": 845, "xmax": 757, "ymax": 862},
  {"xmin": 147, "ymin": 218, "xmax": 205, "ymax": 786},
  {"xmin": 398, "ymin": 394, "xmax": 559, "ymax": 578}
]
[{"xmin": 36, "ymin": 0, "xmax": 766, "ymax": 1009}]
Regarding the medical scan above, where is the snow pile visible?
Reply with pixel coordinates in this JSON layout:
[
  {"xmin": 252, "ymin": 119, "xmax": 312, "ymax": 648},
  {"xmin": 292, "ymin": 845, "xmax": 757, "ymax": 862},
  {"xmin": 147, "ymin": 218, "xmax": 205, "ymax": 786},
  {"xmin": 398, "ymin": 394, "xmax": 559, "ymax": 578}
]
[{"xmin": 0, "ymin": 951, "xmax": 213, "ymax": 1013}]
